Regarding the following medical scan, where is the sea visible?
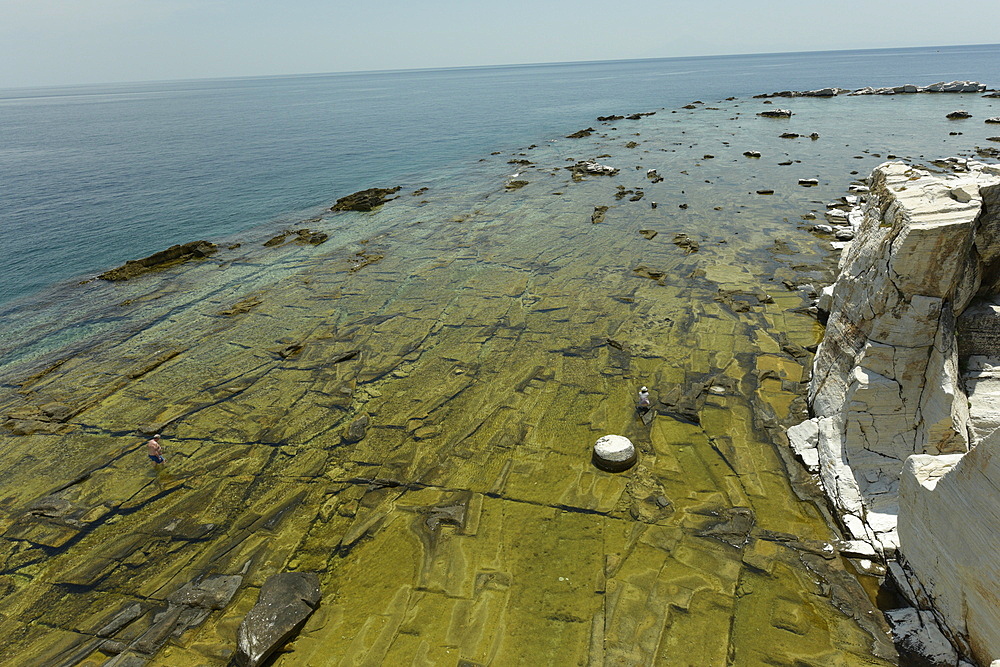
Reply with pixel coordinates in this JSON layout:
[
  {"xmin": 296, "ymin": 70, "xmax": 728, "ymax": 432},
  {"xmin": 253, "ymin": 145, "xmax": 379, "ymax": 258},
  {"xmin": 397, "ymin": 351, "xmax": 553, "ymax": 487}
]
[{"xmin": 2, "ymin": 43, "xmax": 1000, "ymax": 308}]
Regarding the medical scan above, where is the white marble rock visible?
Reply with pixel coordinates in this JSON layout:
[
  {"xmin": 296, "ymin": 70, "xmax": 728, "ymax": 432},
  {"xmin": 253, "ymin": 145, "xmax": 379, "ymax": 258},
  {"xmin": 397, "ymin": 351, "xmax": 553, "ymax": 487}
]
[{"xmin": 593, "ymin": 435, "xmax": 637, "ymax": 472}]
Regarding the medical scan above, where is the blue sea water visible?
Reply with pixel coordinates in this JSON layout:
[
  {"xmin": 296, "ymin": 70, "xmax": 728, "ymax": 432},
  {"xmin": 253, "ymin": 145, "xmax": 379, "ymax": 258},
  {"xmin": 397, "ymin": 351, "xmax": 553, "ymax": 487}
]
[{"xmin": 2, "ymin": 43, "xmax": 999, "ymax": 307}]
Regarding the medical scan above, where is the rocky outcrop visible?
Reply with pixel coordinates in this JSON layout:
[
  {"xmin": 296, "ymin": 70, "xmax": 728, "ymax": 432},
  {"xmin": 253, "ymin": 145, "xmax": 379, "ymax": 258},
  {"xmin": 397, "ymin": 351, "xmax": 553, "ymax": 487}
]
[
  {"xmin": 754, "ymin": 87, "xmax": 849, "ymax": 98},
  {"xmin": 757, "ymin": 109, "xmax": 793, "ymax": 118},
  {"xmin": 98, "ymin": 240, "xmax": 218, "ymax": 281},
  {"xmin": 263, "ymin": 228, "xmax": 329, "ymax": 247},
  {"xmin": 789, "ymin": 160, "xmax": 1000, "ymax": 664},
  {"xmin": 231, "ymin": 572, "xmax": 321, "ymax": 667},
  {"xmin": 330, "ymin": 186, "xmax": 401, "ymax": 212},
  {"xmin": 565, "ymin": 160, "xmax": 619, "ymax": 178},
  {"xmin": 756, "ymin": 82, "xmax": 988, "ymax": 98}
]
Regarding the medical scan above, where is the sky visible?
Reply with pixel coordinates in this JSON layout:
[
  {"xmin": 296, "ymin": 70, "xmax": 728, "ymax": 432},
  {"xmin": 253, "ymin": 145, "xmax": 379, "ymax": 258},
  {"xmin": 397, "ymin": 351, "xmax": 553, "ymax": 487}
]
[{"xmin": 3, "ymin": 0, "xmax": 1000, "ymax": 89}]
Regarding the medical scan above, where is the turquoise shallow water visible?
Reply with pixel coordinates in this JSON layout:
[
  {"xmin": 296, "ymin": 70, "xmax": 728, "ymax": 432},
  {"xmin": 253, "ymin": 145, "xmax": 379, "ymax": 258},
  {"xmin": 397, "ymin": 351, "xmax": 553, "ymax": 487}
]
[{"xmin": 2, "ymin": 44, "xmax": 1000, "ymax": 308}]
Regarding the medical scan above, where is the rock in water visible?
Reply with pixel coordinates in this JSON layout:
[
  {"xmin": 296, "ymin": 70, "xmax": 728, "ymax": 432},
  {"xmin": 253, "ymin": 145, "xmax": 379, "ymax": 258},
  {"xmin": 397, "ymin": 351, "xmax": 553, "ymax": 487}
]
[
  {"xmin": 98, "ymin": 240, "xmax": 218, "ymax": 281},
  {"xmin": 330, "ymin": 186, "xmax": 401, "ymax": 212},
  {"xmin": 593, "ymin": 435, "xmax": 637, "ymax": 472},
  {"xmin": 231, "ymin": 572, "xmax": 321, "ymax": 667},
  {"xmin": 757, "ymin": 109, "xmax": 793, "ymax": 118}
]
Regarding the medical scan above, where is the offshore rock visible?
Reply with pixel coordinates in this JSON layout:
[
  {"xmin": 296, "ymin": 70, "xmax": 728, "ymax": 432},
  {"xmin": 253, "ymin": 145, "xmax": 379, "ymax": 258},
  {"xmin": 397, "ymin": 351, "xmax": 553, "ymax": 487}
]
[
  {"xmin": 754, "ymin": 87, "xmax": 848, "ymax": 98},
  {"xmin": 330, "ymin": 186, "xmax": 401, "ymax": 212},
  {"xmin": 98, "ymin": 241, "xmax": 218, "ymax": 281},
  {"xmin": 791, "ymin": 159, "xmax": 1000, "ymax": 663},
  {"xmin": 946, "ymin": 110, "xmax": 972, "ymax": 120},
  {"xmin": 757, "ymin": 82, "xmax": 987, "ymax": 98},
  {"xmin": 757, "ymin": 109, "xmax": 793, "ymax": 118},
  {"xmin": 565, "ymin": 160, "xmax": 619, "ymax": 177},
  {"xmin": 231, "ymin": 572, "xmax": 321, "ymax": 667},
  {"xmin": 850, "ymin": 81, "xmax": 985, "ymax": 95}
]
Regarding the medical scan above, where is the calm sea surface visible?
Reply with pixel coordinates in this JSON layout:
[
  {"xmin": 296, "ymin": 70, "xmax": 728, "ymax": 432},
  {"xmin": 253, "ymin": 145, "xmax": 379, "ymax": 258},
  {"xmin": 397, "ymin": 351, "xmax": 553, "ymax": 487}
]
[{"xmin": 2, "ymin": 44, "xmax": 1000, "ymax": 307}]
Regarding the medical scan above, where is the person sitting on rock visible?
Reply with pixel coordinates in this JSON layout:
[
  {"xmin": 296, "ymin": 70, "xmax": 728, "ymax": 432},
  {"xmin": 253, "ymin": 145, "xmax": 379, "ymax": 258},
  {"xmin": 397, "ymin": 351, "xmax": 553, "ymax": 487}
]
[{"xmin": 637, "ymin": 386, "xmax": 651, "ymax": 412}]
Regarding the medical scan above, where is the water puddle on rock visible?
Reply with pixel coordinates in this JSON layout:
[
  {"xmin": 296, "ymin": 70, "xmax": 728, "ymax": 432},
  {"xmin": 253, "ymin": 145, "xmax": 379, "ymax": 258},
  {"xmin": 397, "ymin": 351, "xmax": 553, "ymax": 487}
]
[{"xmin": 1, "ymin": 91, "xmax": 998, "ymax": 665}]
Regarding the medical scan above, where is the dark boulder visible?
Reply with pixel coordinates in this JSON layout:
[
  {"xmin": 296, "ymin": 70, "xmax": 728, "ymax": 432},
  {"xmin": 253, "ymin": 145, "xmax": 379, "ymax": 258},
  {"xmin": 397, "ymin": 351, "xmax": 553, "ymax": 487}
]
[
  {"xmin": 757, "ymin": 109, "xmax": 793, "ymax": 118},
  {"xmin": 98, "ymin": 241, "xmax": 218, "ymax": 281},
  {"xmin": 230, "ymin": 572, "xmax": 321, "ymax": 667},
  {"xmin": 330, "ymin": 187, "xmax": 401, "ymax": 212},
  {"xmin": 566, "ymin": 128, "xmax": 595, "ymax": 138},
  {"xmin": 344, "ymin": 413, "xmax": 370, "ymax": 443}
]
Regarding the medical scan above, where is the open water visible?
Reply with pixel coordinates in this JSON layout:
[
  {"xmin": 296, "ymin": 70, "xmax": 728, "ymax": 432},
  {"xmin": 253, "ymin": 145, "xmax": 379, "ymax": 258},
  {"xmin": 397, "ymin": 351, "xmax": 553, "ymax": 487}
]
[{"xmin": 2, "ymin": 43, "xmax": 1000, "ymax": 307}]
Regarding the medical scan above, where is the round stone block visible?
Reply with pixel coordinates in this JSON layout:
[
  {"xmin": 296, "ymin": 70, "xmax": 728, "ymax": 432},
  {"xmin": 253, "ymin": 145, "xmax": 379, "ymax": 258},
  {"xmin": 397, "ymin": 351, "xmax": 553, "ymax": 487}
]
[{"xmin": 593, "ymin": 434, "xmax": 637, "ymax": 472}]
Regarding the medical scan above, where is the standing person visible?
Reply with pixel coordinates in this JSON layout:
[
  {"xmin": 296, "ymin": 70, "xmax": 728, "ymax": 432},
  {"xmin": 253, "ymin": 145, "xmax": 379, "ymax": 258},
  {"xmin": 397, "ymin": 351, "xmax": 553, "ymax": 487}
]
[
  {"xmin": 147, "ymin": 434, "xmax": 165, "ymax": 465},
  {"xmin": 637, "ymin": 386, "xmax": 651, "ymax": 412}
]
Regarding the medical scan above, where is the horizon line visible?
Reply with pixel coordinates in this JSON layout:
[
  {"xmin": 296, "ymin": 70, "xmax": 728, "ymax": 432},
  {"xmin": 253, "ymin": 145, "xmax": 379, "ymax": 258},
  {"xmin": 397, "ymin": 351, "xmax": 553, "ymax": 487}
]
[{"xmin": 2, "ymin": 41, "xmax": 998, "ymax": 93}]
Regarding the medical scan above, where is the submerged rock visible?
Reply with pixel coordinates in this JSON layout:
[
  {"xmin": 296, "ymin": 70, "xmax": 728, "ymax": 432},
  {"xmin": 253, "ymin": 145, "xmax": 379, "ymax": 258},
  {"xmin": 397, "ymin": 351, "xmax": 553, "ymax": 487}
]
[
  {"xmin": 330, "ymin": 186, "xmax": 401, "ymax": 212},
  {"xmin": 672, "ymin": 233, "xmax": 699, "ymax": 253},
  {"xmin": 98, "ymin": 240, "xmax": 218, "ymax": 281},
  {"xmin": 231, "ymin": 572, "xmax": 321, "ymax": 667}
]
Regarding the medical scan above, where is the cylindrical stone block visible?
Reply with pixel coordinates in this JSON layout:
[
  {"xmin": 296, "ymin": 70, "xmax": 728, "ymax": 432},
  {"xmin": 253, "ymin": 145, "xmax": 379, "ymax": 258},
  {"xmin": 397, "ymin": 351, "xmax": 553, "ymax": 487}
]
[{"xmin": 593, "ymin": 434, "xmax": 637, "ymax": 472}]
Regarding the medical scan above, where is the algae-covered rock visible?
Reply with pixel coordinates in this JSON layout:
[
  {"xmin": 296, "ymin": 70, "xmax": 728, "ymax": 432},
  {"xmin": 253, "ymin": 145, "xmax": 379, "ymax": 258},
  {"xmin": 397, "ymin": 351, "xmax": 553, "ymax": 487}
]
[
  {"xmin": 231, "ymin": 572, "xmax": 321, "ymax": 667},
  {"xmin": 330, "ymin": 187, "xmax": 401, "ymax": 212},
  {"xmin": 98, "ymin": 240, "xmax": 218, "ymax": 281}
]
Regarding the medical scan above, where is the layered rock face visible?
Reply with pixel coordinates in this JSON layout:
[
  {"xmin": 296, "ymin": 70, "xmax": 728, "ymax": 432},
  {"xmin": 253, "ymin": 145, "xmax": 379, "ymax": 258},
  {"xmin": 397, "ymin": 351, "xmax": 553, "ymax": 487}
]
[{"xmin": 790, "ymin": 160, "xmax": 1000, "ymax": 663}]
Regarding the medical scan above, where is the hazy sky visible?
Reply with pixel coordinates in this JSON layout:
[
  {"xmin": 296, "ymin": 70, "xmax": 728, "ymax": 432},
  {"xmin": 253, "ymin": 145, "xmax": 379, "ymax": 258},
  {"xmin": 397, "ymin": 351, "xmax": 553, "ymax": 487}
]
[{"xmin": 3, "ymin": 0, "xmax": 1000, "ymax": 89}]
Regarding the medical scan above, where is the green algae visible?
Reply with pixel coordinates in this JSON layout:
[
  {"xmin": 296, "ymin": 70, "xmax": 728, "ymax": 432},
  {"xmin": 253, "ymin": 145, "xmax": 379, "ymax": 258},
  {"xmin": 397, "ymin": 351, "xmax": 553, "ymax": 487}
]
[{"xmin": 3, "ymin": 91, "xmax": 999, "ymax": 665}]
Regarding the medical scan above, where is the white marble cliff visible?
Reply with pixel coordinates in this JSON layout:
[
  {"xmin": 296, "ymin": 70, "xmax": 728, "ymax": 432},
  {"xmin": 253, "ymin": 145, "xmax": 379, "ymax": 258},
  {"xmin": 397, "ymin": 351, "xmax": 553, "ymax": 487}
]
[{"xmin": 788, "ymin": 159, "xmax": 1000, "ymax": 666}]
